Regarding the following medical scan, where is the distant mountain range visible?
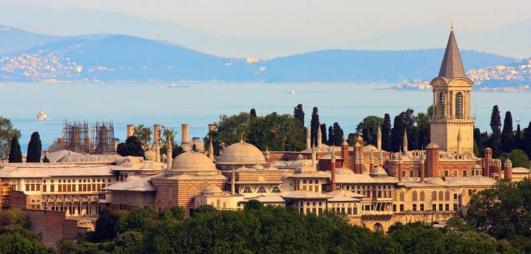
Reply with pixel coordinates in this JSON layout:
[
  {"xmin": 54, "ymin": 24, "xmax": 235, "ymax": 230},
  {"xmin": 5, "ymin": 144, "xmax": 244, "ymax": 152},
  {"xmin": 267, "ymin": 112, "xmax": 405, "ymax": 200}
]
[{"xmin": 0, "ymin": 25, "xmax": 523, "ymax": 83}]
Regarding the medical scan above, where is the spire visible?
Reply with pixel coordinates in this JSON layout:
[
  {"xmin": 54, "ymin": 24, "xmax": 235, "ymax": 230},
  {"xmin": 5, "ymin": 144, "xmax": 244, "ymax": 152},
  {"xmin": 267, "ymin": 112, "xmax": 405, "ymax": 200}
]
[
  {"xmin": 438, "ymin": 29, "xmax": 465, "ymax": 79},
  {"xmin": 316, "ymin": 123, "xmax": 322, "ymax": 148}
]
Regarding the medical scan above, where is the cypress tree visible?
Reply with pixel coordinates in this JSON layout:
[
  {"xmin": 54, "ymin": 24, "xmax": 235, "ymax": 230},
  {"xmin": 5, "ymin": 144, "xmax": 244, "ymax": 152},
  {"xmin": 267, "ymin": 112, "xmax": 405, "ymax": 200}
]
[
  {"xmin": 250, "ymin": 108, "xmax": 257, "ymax": 119},
  {"xmin": 333, "ymin": 122, "xmax": 344, "ymax": 146},
  {"xmin": 328, "ymin": 126, "xmax": 334, "ymax": 146},
  {"xmin": 26, "ymin": 132, "xmax": 42, "ymax": 163},
  {"xmin": 515, "ymin": 124, "xmax": 522, "ymax": 150},
  {"xmin": 382, "ymin": 114, "xmax": 392, "ymax": 151},
  {"xmin": 524, "ymin": 121, "xmax": 531, "ymax": 158},
  {"xmin": 391, "ymin": 115, "xmax": 403, "ymax": 152},
  {"xmin": 473, "ymin": 128, "xmax": 483, "ymax": 157},
  {"xmin": 501, "ymin": 111, "xmax": 514, "ymax": 153},
  {"xmin": 310, "ymin": 107, "xmax": 319, "ymax": 147},
  {"xmin": 320, "ymin": 123, "xmax": 327, "ymax": 145},
  {"xmin": 488, "ymin": 105, "xmax": 502, "ymax": 157},
  {"xmin": 8, "ymin": 136, "xmax": 22, "ymax": 163},
  {"xmin": 293, "ymin": 104, "xmax": 305, "ymax": 127}
]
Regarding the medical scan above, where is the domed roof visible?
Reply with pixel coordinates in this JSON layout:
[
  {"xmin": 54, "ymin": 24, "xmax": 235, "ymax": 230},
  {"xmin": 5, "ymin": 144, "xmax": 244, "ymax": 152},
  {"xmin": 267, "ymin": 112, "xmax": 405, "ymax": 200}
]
[
  {"xmin": 426, "ymin": 143, "xmax": 440, "ymax": 149},
  {"xmin": 335, "ymin": 167, "xmax": 354, "ymax": 175},
  {"xmin": 172, "ymin": 152, "xmax": 217, "ymax": 172},
  {"xmin": 217, "ymin": 141, "xmax": 266, "ymax": 165},
  {"xmin": 202, "ymin": 185, "xmax": 223, "ymax": 195}
]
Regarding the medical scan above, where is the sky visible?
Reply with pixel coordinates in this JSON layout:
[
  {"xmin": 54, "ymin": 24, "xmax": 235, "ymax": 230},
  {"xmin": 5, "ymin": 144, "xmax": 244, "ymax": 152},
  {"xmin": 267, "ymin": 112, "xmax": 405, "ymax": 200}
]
[{"xmin": 1, "ymin": 0, "xmax": 530, "ymax": 58}]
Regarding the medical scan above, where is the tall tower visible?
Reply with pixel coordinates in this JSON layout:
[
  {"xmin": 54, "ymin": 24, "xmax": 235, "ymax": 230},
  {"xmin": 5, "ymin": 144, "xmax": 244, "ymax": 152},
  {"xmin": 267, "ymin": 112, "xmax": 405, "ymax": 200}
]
[{"xmin": 429, "ymin": 29, "xmax": 474, "ymax": 153}]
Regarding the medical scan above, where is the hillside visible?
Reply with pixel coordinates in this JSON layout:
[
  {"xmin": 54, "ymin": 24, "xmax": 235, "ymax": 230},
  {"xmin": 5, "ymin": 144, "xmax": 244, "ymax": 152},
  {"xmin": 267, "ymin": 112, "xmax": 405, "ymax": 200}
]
[{"xmin": 0, "ymin": 26, "xmax": 519, "ymax": 83}]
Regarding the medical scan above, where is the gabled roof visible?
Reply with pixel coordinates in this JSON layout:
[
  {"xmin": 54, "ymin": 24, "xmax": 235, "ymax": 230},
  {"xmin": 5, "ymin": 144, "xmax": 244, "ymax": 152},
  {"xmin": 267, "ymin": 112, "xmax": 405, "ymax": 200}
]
[{"xmin": 438, "ymin": 30, "xmax": 465, "ymax": 79}]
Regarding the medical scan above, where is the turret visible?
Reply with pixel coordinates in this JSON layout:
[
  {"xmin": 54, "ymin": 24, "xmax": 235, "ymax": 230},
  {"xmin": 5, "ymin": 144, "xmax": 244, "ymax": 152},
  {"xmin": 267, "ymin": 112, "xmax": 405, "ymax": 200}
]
[
  {"xmin": 306, "ymin": 124, "xmax": 311, "ymax": 151},
  {"xmin": 181, "ymin": 123, "xmax": 190, "ymax": 151},
  {"xmin": 420, "ymin": 152, "xmax": 425, "ymax": 182},
  {"xmin": 402, "ymin": 130, "xmax": 408, "ymax": 153},
  {"xmin": 166, "ymin": 137, "xmax": 173, "ymax": 171},
  {"xmin": 425, "ymin": 143, "xmax": 440, "ymax": 177},
  {"xmin": 153, "ymin": 124, "xmax": 161, "ymax": 162},
  {"xmin": 483, "ymin": 148, "xmax": 492, "ymax": 176}
]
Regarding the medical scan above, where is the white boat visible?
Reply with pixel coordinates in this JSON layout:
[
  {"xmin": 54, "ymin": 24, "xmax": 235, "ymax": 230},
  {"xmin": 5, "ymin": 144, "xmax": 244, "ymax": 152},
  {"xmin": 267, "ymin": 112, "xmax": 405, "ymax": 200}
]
[{"xmin": 36, "ymin": 110, "xmax": 47, "ymax": 121}]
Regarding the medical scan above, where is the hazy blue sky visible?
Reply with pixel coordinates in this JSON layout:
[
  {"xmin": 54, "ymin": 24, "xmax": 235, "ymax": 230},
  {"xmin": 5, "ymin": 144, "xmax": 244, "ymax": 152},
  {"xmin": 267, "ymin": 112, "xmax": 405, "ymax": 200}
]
[{"xmin": 1, "ymin": 0, "xmax": 530, "ymax": 57}]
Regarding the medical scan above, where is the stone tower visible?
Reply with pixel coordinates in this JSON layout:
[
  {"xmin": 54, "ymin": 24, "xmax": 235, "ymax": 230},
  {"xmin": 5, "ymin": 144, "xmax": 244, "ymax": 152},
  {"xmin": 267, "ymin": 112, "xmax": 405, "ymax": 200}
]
[{"xmin": 429, "ymin": 29, "xmax": 474, "ymax": 153}]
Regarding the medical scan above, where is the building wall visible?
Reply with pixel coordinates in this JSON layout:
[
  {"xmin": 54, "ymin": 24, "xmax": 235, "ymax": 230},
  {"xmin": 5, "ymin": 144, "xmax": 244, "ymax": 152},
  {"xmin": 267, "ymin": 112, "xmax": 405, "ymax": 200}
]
[{"xmin": 24, "ymin": 209, "xmax": 85, "ymax": 247}]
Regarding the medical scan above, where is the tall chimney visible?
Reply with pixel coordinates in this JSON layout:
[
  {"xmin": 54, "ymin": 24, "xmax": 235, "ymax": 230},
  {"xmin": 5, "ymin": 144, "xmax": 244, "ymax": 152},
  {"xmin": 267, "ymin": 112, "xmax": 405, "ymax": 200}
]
[
  {"xmin": 330, "ymin": 147, "xmax": 336, "ymax": 191},
  {"xmin": 231, "ymin": 167, "xmax": 236, "ymax": 194},
  {"xmin": 181, "ymin": 123, "xmax": 190, "ymax": 151},
  {"xmin": 420, "ymin": 153, "xmax": 425, "ymax": 182},
  {"xmin": 483, "ymin": 148, "xmax": 492, "ymax": 176},
  {"xmin": 425, "ymin": 143, "xmax": 439, "ymax": 177},
  {"xmin": 317, "ymin": 124, "xmax": 322, "ymax": 149},
  {"xmin": 126, "ymin": 124, "xmax": 135, "ymax": 138},
  {"xmin": 377, "ymin": 126, "xmax": 382, "ymax": 151},
  {"xmin": 306, "ymin": 124, "xmax": 312, "ymax": 151},
  {"xmin": 153, "ymin": 124, "xmax": 161, "ymax": 162},
  {"xmin": 504, "ymin": 159, "xmax": 512, "ymax": 181},
  {"xmin": 341, "ymin": 140, "xmax": 349, "ymax": 169},
  {"xmin": 166, "ymin": 138, "xmax": 173, "ymax": 171}
]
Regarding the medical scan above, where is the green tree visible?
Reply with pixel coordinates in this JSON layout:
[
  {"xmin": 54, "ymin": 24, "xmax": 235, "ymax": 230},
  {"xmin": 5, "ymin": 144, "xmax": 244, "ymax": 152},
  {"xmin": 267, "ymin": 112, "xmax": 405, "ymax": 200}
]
[
  {"xmin": 508, "ymin": 149, "xmax": 530, "ymax": 169},
  {"xmin": 473, "ymin": 128, "xmax": 483, "ymax": 157},
  {"xmin": 0, "ymin": 116, "xmax": 21, "ymax": 160},
  {"xmin": 501, "ymin": 111, "xmax": 514, "ymax": 153},
  {"xmin": 356, "ymin": 116, "xmax": 383, "ymax": 146},
  {"xmin": 92, "ymin": 208, "xmax": 120, "ymax": 241},
  {"xmin": 515, "ymin": 124, "xmax": 522, "ymax": 150},
  {"xmin": 310, "ymin": 107, "xmax": 320, "ymax": 147},
  {"xmin": 388, "ymin": 222, "xmax": 446, "ymax": 254},
  {"xmin": 117, "ymin": 136, "xmax": 145, "ymax": 157},
  {"xmin": 250, "ymin": 108, "xmax": 257, "ymax": 119},
  {"xmin": 524, "ymin": 121, "xmax": 531, "ymax": 158},
  {"xmin": 26, "ymin": 132, "xmax": 42, "ymax": 163},
  {"xmin": 320, "ymin": 123, "xmax": 327, "ymax": 145},
  {"xmin": 244, "ymin": 200, "xmax": 263, "ymax": 210},
  {"xmin": 8, "ymin": 136, "xmax": 22, "ymax": 163},
  {"xmin": 134, "ymin": 125, "xmax": 152, "ymax": 150}
]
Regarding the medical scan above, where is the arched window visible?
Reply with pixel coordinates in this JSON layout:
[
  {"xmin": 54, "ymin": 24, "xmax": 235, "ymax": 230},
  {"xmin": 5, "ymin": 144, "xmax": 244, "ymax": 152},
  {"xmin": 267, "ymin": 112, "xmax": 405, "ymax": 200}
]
[
  {"xmin": 258, "ymin": 187, "xmax": 267, "ymax": 193},
  {"xmin": 243, "ymin": 187, "xmax": 252, "ymax": 194},
  {"xmin": 399, "ymin": 192, "xmax": 405, "ymax": 201},
  {"xmin": 445, "ymin": 191, "xmax": 450, "ymax": 201},
  {"xmin": 438, "ymin": 92, "xmax": 445, "ymax": 118},
  {"xmin": 439, "ymin": 191, "xmax": 444, "ymax": 201},
  {"xmin": 455, "ymin": 92, "xmax": 464, "ymax": 119},
  {"xmin": 420, "ymin": 191, "xmax": 425, "ymax": 201},
  {"xmin": 272, "ymin": 187, "xmax": 281, "ymax": 193},
  {"xmin": 412, "ymin": 191, "xmax": 417, "ymax": 201},
  {"xmin": 432, "ymin": 191, "xmax": 437, "ymax": 201}
]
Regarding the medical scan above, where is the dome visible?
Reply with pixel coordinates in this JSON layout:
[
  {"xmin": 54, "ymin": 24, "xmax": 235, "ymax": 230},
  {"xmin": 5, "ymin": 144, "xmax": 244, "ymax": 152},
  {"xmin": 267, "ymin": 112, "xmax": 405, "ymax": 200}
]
[
  {"xmin": 335, "ymin": 167, "xmax": 354, "ymax": 175},
  {"xmin": 202, "ymin": 185, "xmax": 223, "ymax": 195},
  {"xmin": 217, "ymin": 141, "xmax": 266, "ymax": 165},
  {"xmin": 172, "ymin": 152, "xmax": 217, "ymax": 172},
  {"xmin": 426, "ymin": 143, "xmax": 440, "ymax": 149}
]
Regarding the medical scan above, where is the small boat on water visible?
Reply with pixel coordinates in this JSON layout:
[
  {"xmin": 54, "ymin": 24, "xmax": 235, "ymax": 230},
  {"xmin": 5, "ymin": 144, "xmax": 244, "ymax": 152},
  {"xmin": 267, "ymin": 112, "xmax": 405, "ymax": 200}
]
[{"xmin": 36, "ymin": 110, "xmax": 47, "ymax": 121}]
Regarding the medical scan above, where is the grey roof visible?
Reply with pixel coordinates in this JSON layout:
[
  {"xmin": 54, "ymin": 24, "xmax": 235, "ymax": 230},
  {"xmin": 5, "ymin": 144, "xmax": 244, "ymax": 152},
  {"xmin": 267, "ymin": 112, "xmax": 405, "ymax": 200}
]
[
  {"xmin": 104, "ymin": 176, "xmax": 156, "ymax": 192},
  {"xmin": 438, "ymin": 30, "xmax": 465, "ymax": 79},
  {"xmin": 0, "ymin": 164, "xmax": 113, "ymax": 178}
]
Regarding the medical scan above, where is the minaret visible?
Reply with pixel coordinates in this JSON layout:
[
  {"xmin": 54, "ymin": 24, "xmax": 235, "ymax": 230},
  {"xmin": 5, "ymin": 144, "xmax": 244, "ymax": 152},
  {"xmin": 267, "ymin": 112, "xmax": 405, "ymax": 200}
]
[
  {"xmin": 369, "ymin": 151, "xmax": 376, "ymax": 176},
  {"xmin": 420, "ymin": 152, "xmax": 425, "ymax": 182},
  {"xmin": 377, "ymin": 126, "xmax": 382, "ymax": 151},
  {"xmin": 153, "ymin": 124, "xmax": 161, "ymax": 162},
  {"xmin": 306, "ymin": 124, "xmax": 311, "ymax": 151},
  {"xmin": 330, "ymin": 147, "xmax": 337, "ymax": 191},
  {"xmin": 231, "ymin": 166, "xmax": 236, "ymax": 194},
  {"xmin": 317, "ymin": 124, "xmax": 322, "ymax": 149},
  {"xmin": 311, "ymin": 146, "xmax": 317, "ymax": 167},
  {"xmin": 402, "ymin": 130, "xmax": 408, "ymax": 153}
]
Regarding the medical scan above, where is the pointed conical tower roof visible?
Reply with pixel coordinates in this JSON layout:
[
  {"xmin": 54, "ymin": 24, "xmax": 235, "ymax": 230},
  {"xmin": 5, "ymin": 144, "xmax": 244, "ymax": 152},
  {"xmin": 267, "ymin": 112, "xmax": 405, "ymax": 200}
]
[{"xmin": 438, "ymin": 30, "xmax": 465, "ymax": 79}]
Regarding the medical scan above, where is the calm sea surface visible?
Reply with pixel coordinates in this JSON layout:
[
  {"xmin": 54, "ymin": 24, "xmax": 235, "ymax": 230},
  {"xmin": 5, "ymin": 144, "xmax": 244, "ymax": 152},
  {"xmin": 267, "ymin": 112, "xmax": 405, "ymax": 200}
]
[{"xmin": 1, "ymin": 82, "xmax": 530, "ymax": 151}]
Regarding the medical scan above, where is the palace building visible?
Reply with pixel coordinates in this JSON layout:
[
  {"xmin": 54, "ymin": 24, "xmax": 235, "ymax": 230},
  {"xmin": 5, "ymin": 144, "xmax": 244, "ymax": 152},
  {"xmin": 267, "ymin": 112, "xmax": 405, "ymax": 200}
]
[{"xmin": 1, "ymin": 29, "xmax": 530, "ymax": 242}]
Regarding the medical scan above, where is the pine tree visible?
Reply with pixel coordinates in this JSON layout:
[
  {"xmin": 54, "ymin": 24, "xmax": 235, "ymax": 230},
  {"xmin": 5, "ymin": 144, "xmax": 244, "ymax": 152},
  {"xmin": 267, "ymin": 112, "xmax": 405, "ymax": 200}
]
[
  {"xmin": 8, "ymin": 136, "xmax": 22, "ymax": 163},
  {"xmin": 382, "ymin": 114, "xmax": 392, "ymax": 151},
  {"xmin": 293, "ymin": 104, "xmax": 304, "ymax": 127},
  {"xmin": 310, "ymin": 107, "xmax": 319, "ymax": 147},
  {"xmin": 26, "ymin": 132, "xmax": 42, "ymax": 163},
  {"xmin": 488, "ymin": 105, "xmax": 502, "ymax": 157},
  {"xmin": 501, "ymin": 111, "xmax": 514, "ymax": 153}
]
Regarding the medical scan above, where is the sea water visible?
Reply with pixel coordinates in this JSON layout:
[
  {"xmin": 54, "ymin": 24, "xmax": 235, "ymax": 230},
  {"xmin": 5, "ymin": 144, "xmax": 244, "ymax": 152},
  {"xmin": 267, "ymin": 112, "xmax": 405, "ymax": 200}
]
[{"xmin": 1, "ymin": 82, "xmax": 530, "ymax": 151}]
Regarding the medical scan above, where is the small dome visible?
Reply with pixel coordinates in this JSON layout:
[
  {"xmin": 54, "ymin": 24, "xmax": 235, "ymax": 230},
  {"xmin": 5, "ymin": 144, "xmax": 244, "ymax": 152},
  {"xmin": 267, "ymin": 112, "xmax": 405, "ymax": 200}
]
[
  {"xmin": 202, "ymin": 185, "xmax": 223, "ymax": 195},
  {"xmin": 217, "ymin": 141, "xmax": 266, "ymax": 165},
  {"xmin": 172, "ymin": 152, "xmax": 217, "ymax": 172},
  {"xmin": 473, "ymin": 164, "xmax": 482, "ymax": 170},
  {"xmin": 364, "ymin": 145, "xmax": 378, "ymax": 151}
]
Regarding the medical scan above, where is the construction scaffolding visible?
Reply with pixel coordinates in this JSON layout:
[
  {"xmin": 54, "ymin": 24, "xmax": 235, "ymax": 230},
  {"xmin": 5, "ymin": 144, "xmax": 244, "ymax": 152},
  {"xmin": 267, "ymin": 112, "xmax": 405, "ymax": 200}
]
[
  {"xmin": 63, "ymin": 121, "xmax": 91, "ymax": 153},
  {"xmin": 93, "ymin": 121, "xmax": 115, "ymax": 154}
]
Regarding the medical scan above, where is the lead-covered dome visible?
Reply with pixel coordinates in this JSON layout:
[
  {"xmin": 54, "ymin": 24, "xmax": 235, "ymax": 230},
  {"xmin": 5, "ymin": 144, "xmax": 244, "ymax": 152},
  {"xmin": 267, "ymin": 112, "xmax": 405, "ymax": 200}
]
[
  {"xmin": 172, "ymin": 152, "xmax": 217, "ymax": 172},
  {"xmin": 217, "ymin": 141, "xmax": 266, "ymax": 165}
]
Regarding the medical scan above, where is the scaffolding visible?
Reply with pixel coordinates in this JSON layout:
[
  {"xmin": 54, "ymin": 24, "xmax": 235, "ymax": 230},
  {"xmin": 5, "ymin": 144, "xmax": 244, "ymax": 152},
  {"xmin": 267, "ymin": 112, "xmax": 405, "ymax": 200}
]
[
  {"xmin": 93, "ymin": 121, "xmax": 115, "ymax": 154},
  {"xmin": 63, "ymin": 121, "xmax": 91, "ymax": 153}
]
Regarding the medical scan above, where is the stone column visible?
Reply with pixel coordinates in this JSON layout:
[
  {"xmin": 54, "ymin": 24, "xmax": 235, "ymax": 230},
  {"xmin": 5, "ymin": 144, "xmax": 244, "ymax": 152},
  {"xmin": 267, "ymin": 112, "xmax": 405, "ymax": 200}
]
[
  {"xmin": 181, "ymin": 123, "xmax": 190, "ymax": 151},
  {"xmin": 306, "ymin": 125, "xmax": 311, "ymax": 151}
]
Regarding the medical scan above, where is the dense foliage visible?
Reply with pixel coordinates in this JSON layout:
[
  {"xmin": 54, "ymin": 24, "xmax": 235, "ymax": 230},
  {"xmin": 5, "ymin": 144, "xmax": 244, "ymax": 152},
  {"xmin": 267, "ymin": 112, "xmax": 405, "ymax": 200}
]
[
  {"xmin": 0, "ymin": 210, "xmax": 52, "ymax": 254},
  {"xmin": 207, "ymin": 111, "xmax": 305, "ymax": 151},
  {"xmin": 466, "ymin": 179, "xmax": 531, "ymax": 252},
  {"xmin": 117, "ymin": 136, "xmax": 145, "ymax": 157},
  {"xmin": 8, "ymin": 136, "xmax": 23, "ymax": 163},
  {"xmin": 0, "ymin": 116, "xmax": 21, "ymax": 160}
]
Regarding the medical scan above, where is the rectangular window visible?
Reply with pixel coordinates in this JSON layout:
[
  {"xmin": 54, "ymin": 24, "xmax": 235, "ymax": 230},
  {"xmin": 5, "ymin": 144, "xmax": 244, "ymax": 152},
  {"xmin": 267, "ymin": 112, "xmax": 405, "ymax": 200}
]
[
  {"xmin": 42, "ymin": 185, "xmax": 46, "ymax": 192},
  {"xmin": 439, "ymin": 204, "xmax": 443, "ymax": 211},
  {"xmin": 420, "ymin": 204, "xmax": 424, "ymax": 211},
  {"xmin": 445, "ymin": 204, "xmax": 449, "ymax": 211},
  {"xmin": 412, "ymin": 204, "xmax": 417, "ymax": 211},
  {"xmin": 393, "ymin": 204, "xmax": 396, "ymax": 212},
  {"xmin": 399, "ymin": 204, "xmax": 404, "ymax": 212},
  {"xmin": 432, "ymin": 204, "xmax": 437, "ymax": 211},
  {"xmin": 50, "ymin": 185, "xmax": 55, "ymax": 192},
  {"xmin": 453, "ymin": 204, "xmax": 457, "ymax": 211},
  {"xmin": 36, "ymin": 184, "xmax": 40, "ymax": 191},
  {"xmin": 25, "ymin": 185, "xmax": 29, "ymax": 191}
]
